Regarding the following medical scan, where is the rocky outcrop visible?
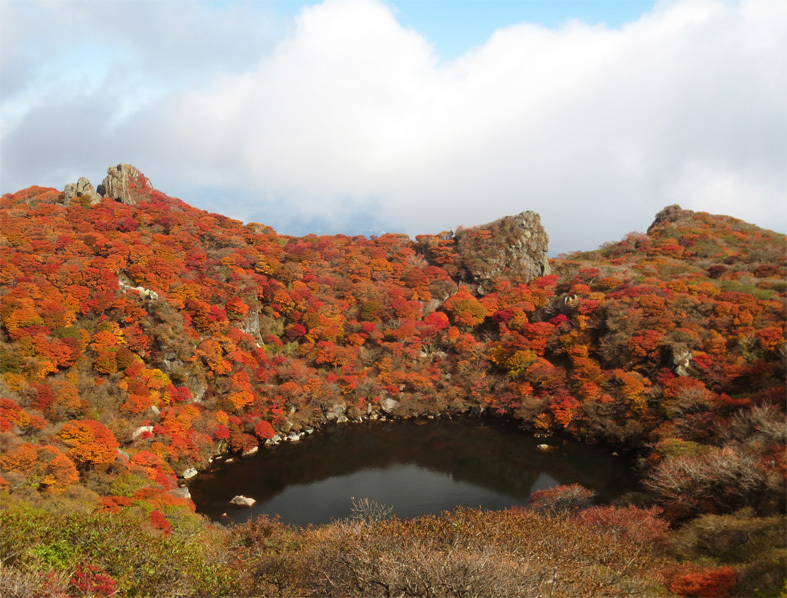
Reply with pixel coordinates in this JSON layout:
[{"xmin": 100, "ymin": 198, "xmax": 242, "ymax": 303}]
[
  {"xmin": 130, "ymin": 286, "xmax": 158, "ymax": 301},
  {"xmin": 62, "ymin": 164, "xmax": 153, "ymax": 206},
  {"xmin": 118, "ymin": 273, "xmax": 159, "ymax": 300},
  {"xmin": 240, "ymin": 308, "xmax": 262, "ymax": 342},
  {"xmin": 96, "ymin": 163, "xmax": 153, "ymax": 205},
  {"xmin": 131, "ymin": 425, "xmax": 154, "ymax": 440},
  {"xmin": 648, "ymin": 204, "xmax": 693, "ymax": 233},
  {"xmin": 63, "ymin": 177, "xmax": 102, "ymax": 205},
  {"xmin": 665, "ymin": 343, "xmax": 694, "ymax": 377},
  {"xmin": 380, "ymin": 398, "xmax": 400, "ymax": 414},
  {"xmin": 455, "ymin": 211, "xmax": 550, "ymax": 293}
]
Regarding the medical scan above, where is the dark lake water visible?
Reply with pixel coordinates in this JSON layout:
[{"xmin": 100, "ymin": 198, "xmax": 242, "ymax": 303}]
[{"xmin": 190, "ymin": 418, "xmax": 640, "ymax": 527}]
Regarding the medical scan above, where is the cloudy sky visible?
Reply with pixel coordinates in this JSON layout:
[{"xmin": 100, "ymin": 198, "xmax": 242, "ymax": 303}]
[{"xmin": 1, "ymin": 0, "xmax": 784, "ymax": 254}]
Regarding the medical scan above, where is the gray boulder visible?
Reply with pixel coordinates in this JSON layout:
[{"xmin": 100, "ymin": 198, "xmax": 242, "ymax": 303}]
[
  {"xmin": 380, "ymin": 398, "xmax": 400, "ymax": 414},
  {"xmin": 181, "ymin": 468, "xmax": 198, "ymax": 480},
  {"xmin": 230, "ymin": 495, "xmax": 256, "ymax": 507}
]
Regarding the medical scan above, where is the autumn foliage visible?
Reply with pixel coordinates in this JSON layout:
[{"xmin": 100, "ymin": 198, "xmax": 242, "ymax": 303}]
[
  {"xmin": 666, "ymin": 564, "xmax": 737, "ymax": 598},
  {"xmin": 0, "ymin": 181, "xmax": 785, "ymax": 596},
  {"xmin": 56, "ymin": 419, "xmax": 119, "ymax": 468}
]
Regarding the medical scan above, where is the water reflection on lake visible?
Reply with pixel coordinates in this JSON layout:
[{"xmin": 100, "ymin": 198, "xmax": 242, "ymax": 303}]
[{"xmin": 190, "ymin": 418, "xmax": 639, "ymax": 527}]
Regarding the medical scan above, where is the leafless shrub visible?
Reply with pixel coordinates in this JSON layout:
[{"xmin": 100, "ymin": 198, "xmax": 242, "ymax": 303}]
[
  {"xmin": 293, "ymin": 509, "xmax": 664, "ymax": 598},
  {"xmin": 350, "ymin": 498, "xmax": 394, "ymax": 524},
  {"xmin": 645, "ymin": 445, "xmax": 781, "ymax": 516},
  {"xmin": 722, "ymin": 404, "xmax": 787, "ymax": 446},
  {"xmin": 0, "ymin": 562, "xmax": 70, "ymax": 598}
]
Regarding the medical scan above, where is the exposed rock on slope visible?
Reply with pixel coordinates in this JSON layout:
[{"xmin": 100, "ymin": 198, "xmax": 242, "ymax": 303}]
[
  {"xmin": 62, "ymin": 163, "xmax": 154, "ymax": 206},
  {"xmin": 63, "ymin": 176, "xmax": 102, "ymax": 205},
  {"xmin": 648, "ymin": 204, "xmax": 693, "ymax": 232},
  {"xmin": 455, "ymin": 211, "xmax": 550, "ymax": 293},
  {"xmin": 96, "ymin": 163, "xmax": 154, "ymax": 205}
]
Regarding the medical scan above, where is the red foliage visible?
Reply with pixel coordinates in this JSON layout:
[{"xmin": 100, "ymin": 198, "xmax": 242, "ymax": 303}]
[
  {"xmin": 167, "ymin": 385, "xmax": 192, "ymax": 403},
  {"xmin": 69, "ymin": 562, "xmax": 118, "ymax": 597},
  {"xmin": 56, "ymin": 420, "xmax": 119, "ymax": 467},
  {"xmin": 666, "ymin": 565, "xmax": 736, "ymax": 598},
  {"xmin": 573, "ymin": 506, "xmax": 670, "ymax": 548},
  {"xmin": 31, "ymin": 384, "xmax": 52, "ymax": 411},
  {"xmin": 214, "ymin": 424, "xmax": 230, "ymax": 440},
  {"xmin": 549, "ymin": 391, "xmax": 581, "ymax": 428},
  {"xmin": 254, "ymin": 420, "xmax": 276, "ymax": 439},
  {"xmin": 148, "ymin": 509, "xmax": 173, "ymax": 536},
  {"xmin": 98, "ymin": 495, "xmax": 133, "ymax": 513},
  {"xmin": 528, "ymin": 484, "xmax": 594, "ymax": 514},
  {"xmin": 532, "ymin": 274, "xmax": 559, "ymax": 288}
]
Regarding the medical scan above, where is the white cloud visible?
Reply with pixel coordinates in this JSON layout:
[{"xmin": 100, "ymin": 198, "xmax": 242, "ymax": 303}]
[
  {"xmin": 668, "ymin": 163, "xmax": 787, "ymax": 228},
  {"xmin": 1, "ymin": 0, "xmax": 785, "ymax": 254}
]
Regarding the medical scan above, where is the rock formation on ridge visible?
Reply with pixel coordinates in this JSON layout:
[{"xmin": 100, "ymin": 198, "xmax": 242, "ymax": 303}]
[
  {"xmin": 96, "ymin": 163, "xmax": 154, "ymax": 205},
  {"xmin": 63, "ymin": 176, "xmax": 102, "ymax": 205},
  {"xmin": 454, "ymin": 210, "xmax": 550, "ymax": 293},
  {"xmin": 648, "ymin": 204, "xmax": 691, "ymax": 233},
  {"xmin": 62, "ymin": 163, "xmax": 154, "ymax": 207}
]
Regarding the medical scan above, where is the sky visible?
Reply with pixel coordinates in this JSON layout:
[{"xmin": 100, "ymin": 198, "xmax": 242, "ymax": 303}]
[{"xmin": 1, "ymin": 0, "xmax": 785, "ymax": 255}]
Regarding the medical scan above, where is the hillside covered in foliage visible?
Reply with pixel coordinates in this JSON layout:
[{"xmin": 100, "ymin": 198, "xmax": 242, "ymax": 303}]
[{"xmin": 0, "ymin": 166, "xmax": 785, "ymax": 597}]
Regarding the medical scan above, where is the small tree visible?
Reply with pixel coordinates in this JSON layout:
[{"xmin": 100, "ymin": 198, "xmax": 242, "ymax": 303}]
[{"xmin": 528, "ymin": 484, "xmax": 594, "ymax": 515}]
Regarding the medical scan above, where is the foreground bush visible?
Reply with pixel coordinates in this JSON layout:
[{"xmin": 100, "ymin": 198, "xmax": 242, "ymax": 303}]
[
  {"xmin": 670, "ymin": 509, "xmax": 787, "ymax": 597},
  {"xmin": 227, "ymin": 506, "xmax": 670, "ymax": 597},
  {"xmin": 0, "ymin": 505, "xmax": 233, "ymax": 597},
  {"xmin": 0, "ymin": 503, "xmax": 675, "ymax": 597}
]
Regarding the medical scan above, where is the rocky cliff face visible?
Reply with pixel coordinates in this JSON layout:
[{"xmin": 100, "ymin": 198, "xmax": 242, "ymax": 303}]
[{"xmin": 455, "ymin": 211, "xmax": 550, "ymax": 293}]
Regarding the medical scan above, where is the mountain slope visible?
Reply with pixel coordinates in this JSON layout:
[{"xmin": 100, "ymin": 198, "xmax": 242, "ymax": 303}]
[{"xmin": 0, "ymin": 168, "xmax": 785, "ymax": 596}]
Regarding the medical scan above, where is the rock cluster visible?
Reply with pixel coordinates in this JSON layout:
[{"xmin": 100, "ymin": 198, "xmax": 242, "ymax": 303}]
[
  {"xmin": 63, "ymin": 177, "xmax": 102, "ymax": 205},
  {"xmin": 325, "ymin": 402, "xmax": 348, "ymax": 423},
  {"xmin": 666, "ymin": 344, "xmax": 694, "ymax": 377},
  {"xmin": 455, "ymin": 211, "xmax": 551, "ymax": 293},
  {"xmin": 63, "ymin": 163, "xmax": 153, "ymax": 206}
]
